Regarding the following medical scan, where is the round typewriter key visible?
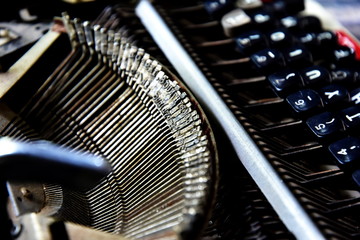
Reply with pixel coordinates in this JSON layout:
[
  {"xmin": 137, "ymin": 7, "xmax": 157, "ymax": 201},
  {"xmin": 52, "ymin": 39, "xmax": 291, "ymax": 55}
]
[
  {"xmin": 283, "ymin": 44, "xmax": 313, "ymax": 67},
  {"xmin": 236, "ymin": 0, "xmax": 263, "ymax": 9},
  {"xmin": 340, "ymin": 105, "xmax": 360, "ymax": 130},
  {"xmin": 250, "ymin": 10, "xmax": 274, "ymax": 29},
  {"xmin": 318, "ymin": 84, "xmax": 349, "ymax": 107},
  {"xmin": 299, "ymin": 32, "xmax": 316, "ymax": 43},
  {"xmin": 250, "ymin": 48, "xmax": 285, "ymax": 72},
  {"xmin": 331, "ymin": 68, "xmax": 359, "ymax": 84},
  {"xmin": 306, "ymin": 112, "xmax": 344, "ymax": 138},
  {"xmin": 297, "ymin": 32, "xmax": 318, "ymax": 49},
  {"xmin": 235, "ymin": 30, "xmax": 268, "ymax": 54},
  {"xmin": 268, "ymin": 68, "xmax": 303, "ymax": 96},
  {"xmin": 317, "ymin": 31, "xmax": 337, "ymax": 47},
  {"xmin": 281, "ymin": 16, "xmax": 298, "ymax": 30},
  {"xmin": 268, "ymin": 28, "xmax": 293, "ymax": 48},
  {"xmin": 204, "ymin": 0, "xmax": 234, "ymax": 18},
  {"xmin": 329, "ymin": 136, "xmax": 360, "ymax": 168},
  {"xmin": 332, "ymin": 46, "xmax": 356, "ymax": 64},
  {"xmin": 252, "ymin": 1, "xmax": 304, "ymax": 17},
  {"xmin": 286, "ymin": 89, "xmax": 323, "ymax": 114},
  {"xmin": 301, "ymin": 66, "xmax": 331, "ymax": 86}
]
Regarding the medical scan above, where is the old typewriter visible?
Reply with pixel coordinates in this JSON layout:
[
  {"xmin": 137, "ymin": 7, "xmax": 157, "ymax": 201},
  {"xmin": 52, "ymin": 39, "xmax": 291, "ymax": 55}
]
[{"xmin": 0, "ymin": 0, "xmax": 360, "ymax": 239}]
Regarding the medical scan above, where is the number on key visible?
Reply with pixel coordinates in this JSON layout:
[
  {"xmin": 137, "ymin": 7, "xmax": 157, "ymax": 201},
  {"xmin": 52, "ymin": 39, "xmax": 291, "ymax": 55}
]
[
  {"xmin": 286, "ymin": 89, "xmax": 323, "ymax": 114},
  {"xmin": 306, "ymin": 112, "xmax": 344, "ymax": 138},
  {"xmin": 329, "ymin": 136, "xmax": 360, "ymax": 168}
]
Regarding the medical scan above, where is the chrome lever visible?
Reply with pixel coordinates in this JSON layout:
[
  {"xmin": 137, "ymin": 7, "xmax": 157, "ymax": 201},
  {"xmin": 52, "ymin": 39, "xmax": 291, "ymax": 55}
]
[{"xmin": 0, "ymin": 137, "xmax": 111, "ymax": 190}]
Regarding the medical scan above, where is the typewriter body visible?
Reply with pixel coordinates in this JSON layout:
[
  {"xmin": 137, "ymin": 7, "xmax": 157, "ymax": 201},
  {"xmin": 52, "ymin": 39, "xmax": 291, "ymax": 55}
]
[{"xmin": 0, "ymin": 0, "xmax": 360, "ymax": 239}]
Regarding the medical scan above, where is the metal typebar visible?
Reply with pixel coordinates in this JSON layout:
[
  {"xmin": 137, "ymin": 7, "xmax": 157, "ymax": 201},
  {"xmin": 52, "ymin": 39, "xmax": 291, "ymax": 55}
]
[{"xmin": 135, "ymin": 1, "xmax": 325, "ymax": 239}]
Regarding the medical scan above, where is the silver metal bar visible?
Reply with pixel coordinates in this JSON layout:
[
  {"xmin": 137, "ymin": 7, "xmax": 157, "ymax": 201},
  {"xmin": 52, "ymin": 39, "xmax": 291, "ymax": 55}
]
[
  {"xmin": 0, "ymin": 137, "xmax": 111, "ymax": 190},
  {"xmin": 135, "ymin": 1, "xmax": 325, "ymax": 239}
]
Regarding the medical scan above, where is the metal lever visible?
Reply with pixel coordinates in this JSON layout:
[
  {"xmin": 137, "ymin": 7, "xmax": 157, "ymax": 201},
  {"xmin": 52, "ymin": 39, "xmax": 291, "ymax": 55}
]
[
  {"xmin": 0, "ymin": 137, "xmax": 111, "ymax": 240},
  {"xmin": 0, "ymin": 137, "xmax": 111, "ymax": 190}
]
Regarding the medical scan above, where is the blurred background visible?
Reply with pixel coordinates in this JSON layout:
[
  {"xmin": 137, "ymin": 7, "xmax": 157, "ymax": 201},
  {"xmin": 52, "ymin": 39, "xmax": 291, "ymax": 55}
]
[{"xmin": 316, "ymin": 0, "xmax": 360, "ymax": 38}]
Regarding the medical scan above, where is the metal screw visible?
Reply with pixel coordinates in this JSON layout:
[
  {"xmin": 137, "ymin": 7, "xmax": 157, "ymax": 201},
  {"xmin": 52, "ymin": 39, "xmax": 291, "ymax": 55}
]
[
  {"xmin": 11, "ymin": 223, "xmax": 22, "ymax": 238},
  {"xmin": 0, "ymin": 28, "xmax": 10, "ymax": 38},
  {"xmin": 20, "ymin": 187, "xmax": 33, "ymax": 200}
]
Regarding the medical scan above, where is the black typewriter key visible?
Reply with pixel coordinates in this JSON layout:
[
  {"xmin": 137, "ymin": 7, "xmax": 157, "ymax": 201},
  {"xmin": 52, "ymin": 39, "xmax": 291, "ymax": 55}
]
[
  {"xmin": 301, "ymin": 66, "xmax": 331, "ymax": 86},
  {"xmin": 283, "ymin": 44, "xmax": 313, "ymax": 67},
  {"xmin": 297, "ymin": 16, "xmax": 322, "ymax": 32},
  {"xmin": 297, "ymin": 32, "xmax": 317, "ymax": 48},
  {"xmin": 332, "ymin": 46, "xmax": 355, "ymax": 64},
  {"xmin": 268, "ymin": 28, "xmax": 293, "ymax": 48},
  {"xmin": 340, "ymin": 106, "xmax": 360, "ymax": 130},
  {"xmin": 328, "ymin": 136, "xmax": 360, "ymax": 168},
  {"xmin": 249, "ymin": 10, "xmax": 274, "ymax": 29},
  {"xmin": 236, "ymin": 0, "xmax": 263, "ymax": 10},
  {"xmin": 281, "ymin": 16, "xmax": 320, "ymax": 33},
  {"xmin": 235, "ymin": 30, "xmax": 268, "ymax": 54},
  {"xmin": 250, "ymin": 48, "xmax": 285, "ymax": 72},
  {"xmin": 306, "ymin": 112, "xmax": 344, "ymax": 138},
  {"xmin": 264, "ymin": 0, "xmax": 304, "ymax": 17},
  {"xmin": 221, "ymin": 8, "xmax": 252, "ymax": 37},
  {"xmin": 280, "ymin": 16, "xmax": 298, "ymax": 30},
  {"xmin": 204, "ymin": 0, "xmax": 234, "ymax": 18},
  {"xmin": 263, "ymin": 0, "xmax": 287, "ymax": 16},
  {"xmin": 331, "ymin": 68, "xmax": 360, "ymax": 84},
  {"xmin": 317, "ymin": 31, "xmax": 337, "ymax": 47},
  {"xmin": 296, "ymin": 31, "xmax": 335, "ymax": 54},
  {"xmin": 350, "ymin": 88, "xmax": 360, "ymax": 105},
  {"xmin": 268, "ymin": 69, "xmax": 303, "ymax": 96},
  {"xmin": 318, "ymin": 84, "xmax": 349, "ymax": 107},
  {"xmin": 286, "ymin": 89, "xmax": 323, "ymax": 114},
  {"xmin": 300, "ymin": 31, "xmax": 337, "ymax": 59}
]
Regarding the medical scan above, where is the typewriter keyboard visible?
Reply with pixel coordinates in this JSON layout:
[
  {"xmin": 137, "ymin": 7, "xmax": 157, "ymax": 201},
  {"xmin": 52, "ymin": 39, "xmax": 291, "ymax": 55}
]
[
  {"xmin": 139, "ymin": 0, "xmax": 360, "ymax": 239},
  {"xmin": 202, "ymin": 0, "xmax": 360, "ymax": 187}
]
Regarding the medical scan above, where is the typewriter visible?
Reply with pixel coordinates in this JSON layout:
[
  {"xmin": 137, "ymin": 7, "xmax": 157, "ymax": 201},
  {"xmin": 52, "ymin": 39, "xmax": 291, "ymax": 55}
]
[{"xmin": 0, "ymin": 0, "xmax": 360, "ymax": 239}]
